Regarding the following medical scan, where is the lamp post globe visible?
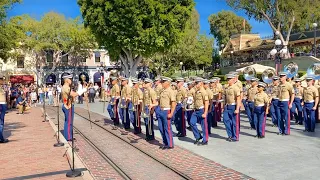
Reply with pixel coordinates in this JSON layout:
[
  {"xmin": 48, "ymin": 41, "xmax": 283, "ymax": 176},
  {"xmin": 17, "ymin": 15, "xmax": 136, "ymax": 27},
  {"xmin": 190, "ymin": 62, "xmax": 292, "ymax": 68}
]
[
  {"xmin": 275, "ymin": 39, "xmax": 282, "ymax": 46},
  {"xmin": 275, "ymin": 31, "xmax": 280, "ymax": 36},
  {"xmin": 313, "ymin": 23, "xmax": 318, "ymax": 28}
]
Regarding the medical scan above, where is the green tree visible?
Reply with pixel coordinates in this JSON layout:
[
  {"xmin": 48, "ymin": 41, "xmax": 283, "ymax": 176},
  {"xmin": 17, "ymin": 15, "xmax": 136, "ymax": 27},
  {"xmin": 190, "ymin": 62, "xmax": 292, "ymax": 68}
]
[
  {"xmin": 226, "ymin": 0, "xmax": 320, "ymax": 51},
  {"xmin": 208, "ymin": 10, "xmax": 252, "ymax": 47},
  {"xmin": 0, "ymin": 0, "xmax": 21, "ymax": 62},
  {"xmin": 78, "ymin": 0, "xmax": 194, "ymax": 77},
  {"xmin": 15, "ymin": 12, "xmax": 97, "ymax": 82}
]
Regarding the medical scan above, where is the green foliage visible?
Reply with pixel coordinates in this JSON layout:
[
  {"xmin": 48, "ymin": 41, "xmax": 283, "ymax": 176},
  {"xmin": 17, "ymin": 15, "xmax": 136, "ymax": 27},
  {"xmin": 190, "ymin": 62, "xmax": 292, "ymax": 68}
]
[
  {"xmin": 208, "ymin": 10, "xmax": 251, "ymax": 47},
  {"xmin": 78, "ymin": 0, "xmax": 194, "ymax": 58},
  {"xmin": 226, "ymin": 0, "xmax": 320, "ymax": 43},
  {"xmin": 0, "ymin": 0, "xmax": 20, "ymax": 24}
]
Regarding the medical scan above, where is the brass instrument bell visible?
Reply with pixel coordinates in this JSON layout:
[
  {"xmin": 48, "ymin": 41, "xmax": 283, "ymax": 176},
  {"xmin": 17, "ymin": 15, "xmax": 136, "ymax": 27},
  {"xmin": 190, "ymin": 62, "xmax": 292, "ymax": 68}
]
[
  {"xmin": 307, "ymin": 63, "xmax": 320, "ymax": 80},
  {"xmin": 283, "ymin": 62, "xmax": 298, "ymax": 78},
  {"xmin": 262, "ymin": 68, "xmax": 276, "ymax": 84},
  {"xmin": 243, "ymin": 66, "xmax": 256, "ymax": 80}
]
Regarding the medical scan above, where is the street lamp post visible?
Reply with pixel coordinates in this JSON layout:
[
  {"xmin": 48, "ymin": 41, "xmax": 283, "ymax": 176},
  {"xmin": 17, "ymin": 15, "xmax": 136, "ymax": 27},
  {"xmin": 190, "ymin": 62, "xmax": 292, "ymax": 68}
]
[
  {"xmin": 230, "ymin": 51, "xmax": 234, "ymax": 66},
  {"xmin": 97, "ymin": 62, "xmax": 106, "ymax": 112},
  {"xmin": 270, "ymin": 31, "xmax": 287, "ymax": 75},
  {"xmin": 313, "ymin": 23, "xmax": 318, "ymax": 57},
  {"xmin": 220, "ymin": 44, "xmax": 224, "ymax": 68},
  {"xmin": 179, "ymin": 62, "xmax": 183, "ymax": 77}
]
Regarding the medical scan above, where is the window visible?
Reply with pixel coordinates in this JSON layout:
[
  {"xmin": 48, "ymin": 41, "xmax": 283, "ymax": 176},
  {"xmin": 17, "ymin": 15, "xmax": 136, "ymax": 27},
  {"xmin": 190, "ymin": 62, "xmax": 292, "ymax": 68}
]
[
  {"xmin": 46, "ymin": 50, "xmax": 53, "ymax": 63},
  {"xmin": 95, "ymin": 52, "xmax": 101, "ymax": 62},
  {"xmin": 62, "ymin": 52, "xmax": 68, "ymax": 63},
  {"xmin": 17, "ymin": 56, "xmax": 24, "ymax": 68}
]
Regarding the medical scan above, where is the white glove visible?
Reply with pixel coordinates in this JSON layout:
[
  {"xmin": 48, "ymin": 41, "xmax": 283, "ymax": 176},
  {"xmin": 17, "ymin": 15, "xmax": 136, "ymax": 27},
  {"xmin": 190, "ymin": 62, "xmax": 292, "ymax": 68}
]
[{"xmin": 77, "ymin": 88, "xmax": 87, "ymax": 96}]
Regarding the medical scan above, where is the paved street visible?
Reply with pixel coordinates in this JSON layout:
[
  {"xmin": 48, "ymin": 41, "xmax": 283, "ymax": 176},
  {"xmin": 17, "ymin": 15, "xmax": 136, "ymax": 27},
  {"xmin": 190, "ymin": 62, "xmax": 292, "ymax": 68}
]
[
  {"xmin": 74, "ymin": 101, "xmax": 320, "ymax": 180},
  {"xmin": 0, "ymin": 108, "xmax": 86, "ymax": 180}
]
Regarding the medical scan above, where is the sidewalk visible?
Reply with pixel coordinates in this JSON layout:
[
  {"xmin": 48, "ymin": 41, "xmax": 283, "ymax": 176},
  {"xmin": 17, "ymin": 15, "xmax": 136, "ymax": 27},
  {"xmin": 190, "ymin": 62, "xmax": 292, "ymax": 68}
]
[{"xmin": 0, "ymin": 108, "xmax": 85, "ymax": 180}]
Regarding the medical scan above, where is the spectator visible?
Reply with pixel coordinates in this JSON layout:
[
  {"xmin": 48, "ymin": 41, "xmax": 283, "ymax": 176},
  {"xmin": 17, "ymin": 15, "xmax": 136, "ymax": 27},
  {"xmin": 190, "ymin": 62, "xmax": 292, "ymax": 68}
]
[
  {"xmin": 30, "ymin": 89, "xmax": 37, "ymax": 107},
  {"xmin": 88, "ymin": 83, "xmax": 95, "ymax": 103},
  {"xmin": 47, "ymin": 85, "xmax": 53, "ymax": 105},
  {"xmin": 16, "ymin": 93, "xmax": 26, "ymax": 115},
  {"xmin": 38, "ymin": 86, "xmax": 44, "ymax": 104},
  {"xmin": 94, "ymin": 83, "xmax": 99, "ymax": 98}
]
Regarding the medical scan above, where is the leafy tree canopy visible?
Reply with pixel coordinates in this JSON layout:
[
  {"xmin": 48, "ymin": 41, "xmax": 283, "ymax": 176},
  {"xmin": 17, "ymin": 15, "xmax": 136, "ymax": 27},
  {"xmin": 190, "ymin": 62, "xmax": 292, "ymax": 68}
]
[
  {"xmin": 226, "ymin": 0, "xmax": 320, "ymax": 45},
  {"xmin": 208, "ymin": 10, "xmax": 251, "ymax": 47},
  {"xmin": 78, "ymin": 0, "xmax": 194, "ymax": 77},
  {"xmin": 0, "ymin": 0, "xmax": 20, "ymax": 24}
]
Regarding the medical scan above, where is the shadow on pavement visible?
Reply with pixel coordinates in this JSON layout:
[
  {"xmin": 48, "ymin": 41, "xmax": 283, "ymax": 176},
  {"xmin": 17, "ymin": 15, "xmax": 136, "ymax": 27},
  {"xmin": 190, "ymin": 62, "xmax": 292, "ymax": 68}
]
[
  {"xmin": 3, "ymin": 168, "xmax": 87, "ymax": 180},
  {"xmin": 3, "ymin": 122, "xmax": 26, "ymax": 139}
]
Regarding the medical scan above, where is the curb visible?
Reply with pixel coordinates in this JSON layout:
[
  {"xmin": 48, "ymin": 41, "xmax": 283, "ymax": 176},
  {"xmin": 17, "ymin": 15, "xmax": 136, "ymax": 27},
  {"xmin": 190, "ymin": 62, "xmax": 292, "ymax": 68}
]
[{"xmin": 41, "ymin": 108, "xmax": 94, "ymax": 180}]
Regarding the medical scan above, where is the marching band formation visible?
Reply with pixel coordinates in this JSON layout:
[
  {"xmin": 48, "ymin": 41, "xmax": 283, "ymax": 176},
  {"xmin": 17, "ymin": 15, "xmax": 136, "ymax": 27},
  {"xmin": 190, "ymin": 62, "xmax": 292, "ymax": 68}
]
[{"xmin": 59, "ymin": 62, "xmax": 319, "ymax": 149}]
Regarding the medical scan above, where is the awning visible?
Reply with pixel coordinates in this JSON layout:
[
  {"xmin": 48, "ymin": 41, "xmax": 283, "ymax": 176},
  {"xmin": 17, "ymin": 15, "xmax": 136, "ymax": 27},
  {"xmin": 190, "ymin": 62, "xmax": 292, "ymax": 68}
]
[{"xmin": 10, "ymin": 75, "xmax": 34, "ymax": 84}]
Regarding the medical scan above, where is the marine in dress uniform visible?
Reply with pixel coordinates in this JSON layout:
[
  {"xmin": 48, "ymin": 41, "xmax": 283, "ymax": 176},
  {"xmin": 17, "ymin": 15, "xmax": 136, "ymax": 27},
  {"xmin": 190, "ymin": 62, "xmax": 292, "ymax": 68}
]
[
  {"xmin": 269, "ymin": 76, "xmax": 280, "ymax": 127},
  {"xmin": 119, "ymin": 78, "xmax": 132, "ymax": 130},
  {"xmin": 246, "ymin": 78, "xmax": 258, "ymax": 129},
  {"xmin": 186, "ymin": 81, "xmax": 196, "ymax": 129},
  {"xmin": 154, "ymin": 77, "xmax": 163, "ymax": 122},
  {"xmin": 216, "ymin": 78, "xmax": 223, "ymax": 122},
  {"xmin": 174, "ymin": 77, "xmax": 187, "ymax": 137},
  {"xmin": 253, "ymin": 82, "xmax": 269, "ymax": 138},
  {"xmin": 223, "ymin": 74, "xmax": 241, "ymax": 142},
  {"xmin": 158, "ymin": 77, "xmax": 176, "ymax": 149},
  {"xmin": 210, "ymin": 78, "xmax": 221, "ymax": 127},
  {"xmin": 61, "ymin": 74, "xmax": 87, "ymax": 141},
  {"xmin": 242, "ymin": 80, "xmax": 251, "ymax": 111},
  {"xmin": 142, "ymin": 78, "xmax": 158, "ymax": 141},
  {"xmin": 231, "ymin": 72, "xmax": 243, "ymax": 128},
  {"xmin": 0, "ymin": 74, "xmax": 8, "ymax": 143},
  {"xmin": 130, "ymin": 78, "xmax": 143, "ymax": 134},
  {"xmin": 107, "ymin": 77, "xmax": 120, "ymax": 125},
  {"xmin": 204, "ymin": 80, "xmax": 213, "ymax": 134},
  {"xmin": 190, "ymin": 78, "xmax": 209, "ymax": 145},
  {"xmin": 278, "ymin": 72, "xmax": 295, "ymax": 135},
  {"xmin": 303, "ymin": 76, "xmax": 319, "ymax": 132},
  {"xmin": 291, "ymin": 78, "xmax": 304, "ymax": 125}
]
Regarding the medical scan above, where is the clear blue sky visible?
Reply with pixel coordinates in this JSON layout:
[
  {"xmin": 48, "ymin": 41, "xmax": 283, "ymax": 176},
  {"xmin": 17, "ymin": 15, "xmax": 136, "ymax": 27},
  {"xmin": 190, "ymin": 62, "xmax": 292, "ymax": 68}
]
[{"xmin": 7, "ymin": 0, "xmax": 273, "ymax": 37}]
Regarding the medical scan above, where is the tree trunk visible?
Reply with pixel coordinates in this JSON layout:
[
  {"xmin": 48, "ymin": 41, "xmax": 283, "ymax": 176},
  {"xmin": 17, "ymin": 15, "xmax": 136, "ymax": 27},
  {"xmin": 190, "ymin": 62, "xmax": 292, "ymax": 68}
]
[{"xmin": 119, "ymin": 48, "xmax": 143, "ymax": 78}]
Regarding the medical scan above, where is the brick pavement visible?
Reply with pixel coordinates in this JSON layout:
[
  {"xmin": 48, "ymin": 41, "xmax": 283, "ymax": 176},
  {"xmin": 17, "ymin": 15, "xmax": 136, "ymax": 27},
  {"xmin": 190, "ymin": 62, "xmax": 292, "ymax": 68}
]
[
  {"xmin": 0, "ymin": 108, "xmax": 84, "ymax": 180},
  {"xmin": 71, "ymin": 107, "xmax": 254, "ymax": 180},
  {"xmin": 46, "ymin": 107, "xmax": 185, "ymax": 180}
]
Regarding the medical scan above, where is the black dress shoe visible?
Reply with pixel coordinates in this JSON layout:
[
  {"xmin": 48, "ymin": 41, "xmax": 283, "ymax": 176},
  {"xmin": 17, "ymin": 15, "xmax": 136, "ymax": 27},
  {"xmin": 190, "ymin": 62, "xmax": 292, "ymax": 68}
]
[
  {"xmin": 176, "ymin": 132, "xmax": 181, "ymax": 136},
  {"xmin": 0, "ymin": 139, "xmax": 9, "ymax": 143},
  {"xmin": 260, "ymin": 136, "xmax": 265, "ymax": 139},
  {"xmin": 194, "ymin": 138, "xmax": 201, "ymax": 145},
  {"xmin": 147, "ymin": 138, "xmax": 155, "ymax": 141},
  {"xmin": 187, "ymin": 126, "xmax": 191, "ymax": 130},
  {"xmin": 159, "ymin": 145, "xmax": 166, "ymax": 149},
  {"xmin": 254, "ymin": 135, "xmax": 258, "ymax": 138},
  {"xmin": 226, "ymin": 137, "xmax": 232, "ymax": 142},
  {"xmin": 277, "ymin": 132, "xmax": 283, "ymax": 135},
  {"xmin": 198, "ymin": 141, "xmax": 208, "ymax": 146}
]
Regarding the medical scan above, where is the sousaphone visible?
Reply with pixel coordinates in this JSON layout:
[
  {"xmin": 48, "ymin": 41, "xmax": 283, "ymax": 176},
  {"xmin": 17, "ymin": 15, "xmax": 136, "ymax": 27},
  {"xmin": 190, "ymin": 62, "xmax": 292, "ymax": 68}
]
[
  {"xmin": 262, "ymin": 68, "xmax": 276, "ymax": 84},
  {"xmin": 243, "ymin": 66, "xmax": 256, "ymax": 80},
  {"xmin": 283, "ymin": 62, "xmax": 298, "ymax": 78},
  {"xmin": 307, "ymin": 63, "xmax": 320, "ymax": 80}
]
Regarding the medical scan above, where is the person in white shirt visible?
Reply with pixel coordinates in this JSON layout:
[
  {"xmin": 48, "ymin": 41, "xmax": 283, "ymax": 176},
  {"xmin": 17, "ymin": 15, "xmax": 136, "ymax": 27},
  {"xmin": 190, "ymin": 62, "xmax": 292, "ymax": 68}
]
[
  {"xmin": 48, "ymin": 86, "xmax": 53, "ymax": 105},
  {"xmin": 94, "ymin": 83, "xmax": 99, "ymax": 98},
  {"xmin": 0, "ymin": 74, "xmax": 8, "ymax": 143},
  {"xmin": 30, "ymin": 90, "xmax": 37, "ymax": 107}
]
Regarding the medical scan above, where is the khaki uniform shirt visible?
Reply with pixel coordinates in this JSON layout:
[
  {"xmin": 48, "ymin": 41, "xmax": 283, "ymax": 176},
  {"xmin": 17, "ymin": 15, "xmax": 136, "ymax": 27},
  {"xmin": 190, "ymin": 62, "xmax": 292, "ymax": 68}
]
[
  {"xmin": 110, "ymin": 84, "xmax": 120, "ymax": 97},
  {"xmin": 120, "ymin": 85, "xmax": 132, "ymax": 99},
  {"xmin": 224, "ymin": 84, "xmax": 240, "ymax": 105},
  {"xmin": 205, "ymin": 88, "xmax": 213, "ymax": 101},
  {"xmin": 211, "ymin": 86, "xmax": 221, "ymax": 101},
  {"xmin": 62, "ymin": 84, "xmax": 72, "ymax": 106},
  {"xmin": 243, "ymin": 83, "xmax": 251, "ymax": 99},
  {"xmin": 247, "ymin": 86, "xmax": 258, "ymax": 102},
  {"xmin": 254, "ymin": 92, "xmax": 269, "ymax": 106},
  {"xmin": 217, "ymin": 83, "xmax": 223, "ymax": 92},
  {"xmin": 143, "ymin": 87, "xmax": 157, "ymax": 106},
  {"xmin": 176, "ymin": 87, "xmax": 187, "ymax": 103},
  {"xmin": 187, "ymin": 87, "xmax": 196, "ymax": 98},
  {"xmin": 235, "ymin": 80, "xmax": 243, "ymax": 92},
  {"xmin": 132, "ymin": 87, "xmax": 143, "ymax": 105},
  {"xmin": 159, "ymin": 87, "xmax": 176, "ymax": 109},
  {"xmin": 155, "ymin": 84, "xmax": 163, "ymax": 99},
  {"xmin": 194, "ymin": 87, "xmax": 208, "ymax": 109},
  {"xmin": 303, "ymin": 86, "xmax": 319, "ymax": 102},
  {"xmin": 270, "ymin": 85, "xmax": 280, "ymax": 99},
  {"xmin": 0, "ymin": 86, "xmax": 6, "ymax": 103},
  {"xmin": 279, "ymin": 82, "xmax": 294, "ymax": 100},
  {"xmin": 294, "ymin": 86, "xmax": 304, "ymax": 99}
]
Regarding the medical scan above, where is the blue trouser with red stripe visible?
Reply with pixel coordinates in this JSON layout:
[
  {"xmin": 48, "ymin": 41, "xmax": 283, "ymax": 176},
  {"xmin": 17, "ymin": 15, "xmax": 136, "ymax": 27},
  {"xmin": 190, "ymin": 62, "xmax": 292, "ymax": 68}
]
[
  {"xmin": 278, "ymin": 101, "xmax": 290, "ymax": 135},
  {"xmin": 270, "ymin": 99, "xmax": 280, "ymax": 126},
  {"xmin": 174, "ymin": 103, "xmax": 186, "ymax": 136},
  {"xmin": 107, "ymin": 98, "xmax": 119, "ymax": 125},
  {"xmin": 62, "ymin": 104, "xmax": 74, "ymax": 141},
  {"xmin": 158, "ymin": 109, "xmax": 174, "ymax": 147},
  {"xmin": 253, "ymin": 106, "xmax": 266, "ymax": 137},
  {"xmin": 303, "ymin": 102, "xmax": 315, "ymax": 132},
  {"xmin": 223, "ymin": 105, "xmax": 239, "ymax": 141},
  {"xmin": 290, "ymin": 97, "xmax": 303, "ymax": 124},
  {"xmin": 245, "ymin": 101, "xmax": 255, "ymax": 129},
  {"xmin": 0, "ymin": 104, "xmax": 7, "ymax": 141},
  {"xmin": 190, "ymin": 109, "xmax": 209, "ymax": 143},
  {"xmin": 144, "ymin": 106, "xmax": 154, "ymax": 139}
]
